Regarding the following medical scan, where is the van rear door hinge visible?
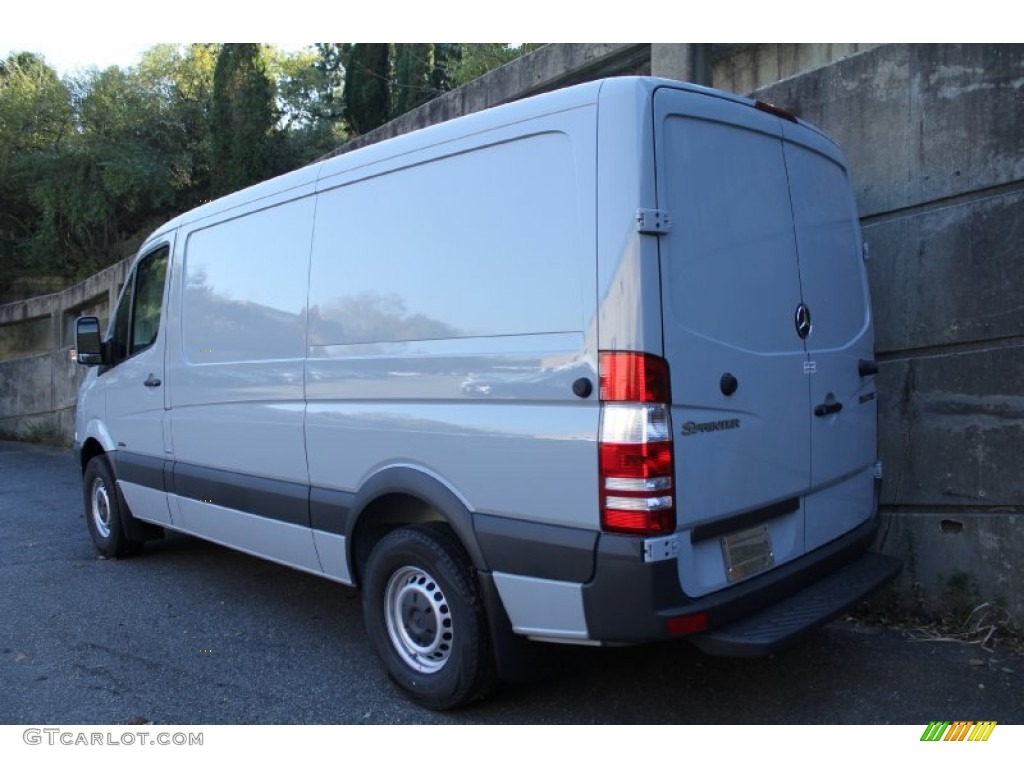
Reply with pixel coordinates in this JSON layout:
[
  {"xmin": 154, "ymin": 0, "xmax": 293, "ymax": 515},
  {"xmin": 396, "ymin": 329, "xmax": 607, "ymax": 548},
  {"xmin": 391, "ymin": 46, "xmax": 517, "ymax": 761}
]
[{"xmin": 636, "ymin": 208, "xmax": 671, "ymax": 235}]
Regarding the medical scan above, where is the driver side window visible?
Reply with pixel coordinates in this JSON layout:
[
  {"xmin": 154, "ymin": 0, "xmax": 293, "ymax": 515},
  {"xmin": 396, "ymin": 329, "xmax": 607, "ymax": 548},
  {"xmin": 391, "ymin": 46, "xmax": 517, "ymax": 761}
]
[
  {"xmin": 108, "ymin": 246, "xmax": 169, "ymax": 365},
  {"xmin": 109, "ymin": 273, "xmax": 134, "ymax": 364}
]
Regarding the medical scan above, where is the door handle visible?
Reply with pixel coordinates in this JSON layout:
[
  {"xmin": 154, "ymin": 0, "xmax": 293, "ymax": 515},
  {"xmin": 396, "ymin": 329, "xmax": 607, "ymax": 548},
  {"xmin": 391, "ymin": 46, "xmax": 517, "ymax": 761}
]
[
  {"xmin": 814, "ymin": 401, "xmax": 843, "ymax": 417},
  {"xmin": 858, "ymin": 359, "xmax": 879, "ymax": 377},
  {"xmin": 144, "ymin": 374, "xmax": 162, "ymax": 388}
]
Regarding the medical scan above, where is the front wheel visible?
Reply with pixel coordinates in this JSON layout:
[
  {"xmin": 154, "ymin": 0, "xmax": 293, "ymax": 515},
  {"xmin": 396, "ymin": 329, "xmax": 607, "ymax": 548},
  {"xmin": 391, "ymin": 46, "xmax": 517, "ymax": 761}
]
[
  {"xmin": 83, "ymin": 456, "xmax": 142, "ymax": 558},
  {"xmin": 362, "ymin": 524, "xmax": 495, "ymax": 710}
]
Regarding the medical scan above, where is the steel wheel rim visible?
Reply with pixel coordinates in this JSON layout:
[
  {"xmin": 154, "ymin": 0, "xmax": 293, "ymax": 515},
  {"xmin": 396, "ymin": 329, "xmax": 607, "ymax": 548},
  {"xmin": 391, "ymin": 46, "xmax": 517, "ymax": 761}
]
[
  {"xmin": 90, "ymin": 477, "xmax": 112, "ymax": 539},
  {"xmin": 384, "ymin": 566, "xmax": 453, "ymax": 673}
]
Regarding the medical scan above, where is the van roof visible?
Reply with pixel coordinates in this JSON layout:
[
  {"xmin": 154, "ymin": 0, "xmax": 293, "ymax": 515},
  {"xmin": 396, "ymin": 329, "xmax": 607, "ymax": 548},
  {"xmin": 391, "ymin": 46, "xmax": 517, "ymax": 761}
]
[{"xmin": 142, "ymin": 76, "xmax": 833, "ymax": 249}]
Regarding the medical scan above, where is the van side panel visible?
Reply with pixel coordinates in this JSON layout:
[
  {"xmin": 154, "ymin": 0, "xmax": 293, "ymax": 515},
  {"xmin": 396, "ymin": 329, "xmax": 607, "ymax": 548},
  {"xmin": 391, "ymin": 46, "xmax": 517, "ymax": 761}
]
[
  {"xmin": 306, "ymin": 113, "xmax": 601, "ymax": 541},
  {"xmin": 173, "ymin": 498, "xmax": 324, "ymax": 574},
  {"xmin": 166, "ymin": 194, "xmax": 319, "ymax": 569},
  {"xmin": 594, "ymin": 78, "xmax": 663, "ymax": 354}
]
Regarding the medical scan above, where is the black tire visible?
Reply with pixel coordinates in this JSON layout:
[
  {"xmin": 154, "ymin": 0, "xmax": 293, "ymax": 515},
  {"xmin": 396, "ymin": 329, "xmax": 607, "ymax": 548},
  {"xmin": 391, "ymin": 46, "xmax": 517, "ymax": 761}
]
[
  {"xmin": 83, "ymin": 455, "xmax": 143, "ymax": 558},
  {"xmin": 362, "ymin": 524, "xmax": 495, "ymax": 710}
]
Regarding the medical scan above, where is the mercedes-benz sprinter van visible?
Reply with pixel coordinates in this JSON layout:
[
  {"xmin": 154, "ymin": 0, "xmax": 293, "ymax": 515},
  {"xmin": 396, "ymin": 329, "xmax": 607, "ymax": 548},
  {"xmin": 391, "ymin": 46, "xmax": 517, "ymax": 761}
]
[{"xmin": 74, "ymin": 76, "xmax": 901, "ymax": 710}]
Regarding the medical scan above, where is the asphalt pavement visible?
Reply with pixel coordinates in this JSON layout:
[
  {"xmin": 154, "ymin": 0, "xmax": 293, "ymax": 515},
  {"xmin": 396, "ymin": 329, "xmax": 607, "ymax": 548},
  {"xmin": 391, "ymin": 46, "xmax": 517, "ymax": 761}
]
[{"xmin": 1, "ymin": 439, "xmax": 1021, "ymax": 725}]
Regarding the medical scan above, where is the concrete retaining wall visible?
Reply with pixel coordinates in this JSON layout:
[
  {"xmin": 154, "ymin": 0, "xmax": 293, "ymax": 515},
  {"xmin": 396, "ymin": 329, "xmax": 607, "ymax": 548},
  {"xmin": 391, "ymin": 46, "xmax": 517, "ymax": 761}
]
[
  {"xmin": 755, "ymin": 43, "xmax": 1024, "ymax": 624},
  {"xmin": 0, "ymin": 259, "xmax": 127, "ymax": 441},
  {"xmin": 0, "ymin": 349, "xmax": 81, "ymax": 441}
]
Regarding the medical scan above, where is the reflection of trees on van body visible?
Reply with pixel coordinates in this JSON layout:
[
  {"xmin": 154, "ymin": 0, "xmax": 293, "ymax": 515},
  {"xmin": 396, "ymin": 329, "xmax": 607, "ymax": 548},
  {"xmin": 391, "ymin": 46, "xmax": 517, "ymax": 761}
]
[
  {"xmin": 183, "ymin": 270, "xmax": 304, "ymax": 362},
  {"xmin": 312, "ymin": 291, "xmax": 458, "ymax": 347}
]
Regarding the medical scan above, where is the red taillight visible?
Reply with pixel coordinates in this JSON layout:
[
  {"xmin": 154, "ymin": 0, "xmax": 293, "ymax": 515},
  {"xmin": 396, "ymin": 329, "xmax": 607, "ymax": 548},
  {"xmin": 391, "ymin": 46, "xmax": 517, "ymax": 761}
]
[
  {"xmin": 666, "ymin": 612, "xmax": 708, "ymax": 635},
  {"xmin": 599, "ymin": 441, "xmax": 672, "ymax": 480},
  {"xmin": 603, "ymin": 507, "xmax": 675, "ymax": 536},
  {"xmin": 599, "ymin": 351, "xmax": 671, "ymax": 403},
  {"xmin": 599, "ymin": 352, "xmax": 676, "ymax": 536}
]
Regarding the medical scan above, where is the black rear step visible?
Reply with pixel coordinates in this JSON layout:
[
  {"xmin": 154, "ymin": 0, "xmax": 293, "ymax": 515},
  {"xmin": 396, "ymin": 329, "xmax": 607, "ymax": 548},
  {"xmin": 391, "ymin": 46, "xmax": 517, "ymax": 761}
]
[{"xmin": 688, "ymin": 551, "xmax": 902, "ymax": 657}]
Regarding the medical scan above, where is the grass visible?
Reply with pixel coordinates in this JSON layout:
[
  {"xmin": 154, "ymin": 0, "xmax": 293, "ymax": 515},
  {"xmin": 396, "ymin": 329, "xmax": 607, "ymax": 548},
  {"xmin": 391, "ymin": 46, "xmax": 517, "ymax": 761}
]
[
  {"xmin": 851, "ymin": 589, "xmax": 1024, "ymax": 655},
  {"xmin": 0, "ymin": 423, "xmax": 70, "ymax": 448}
]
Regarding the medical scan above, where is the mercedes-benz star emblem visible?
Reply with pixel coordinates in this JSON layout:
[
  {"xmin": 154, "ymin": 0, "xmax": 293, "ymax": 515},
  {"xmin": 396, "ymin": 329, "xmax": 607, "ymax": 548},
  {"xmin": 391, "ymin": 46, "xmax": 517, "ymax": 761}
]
[{"xmin": 795, "ymin": 303, "xmax": 812, "ymax": 339}]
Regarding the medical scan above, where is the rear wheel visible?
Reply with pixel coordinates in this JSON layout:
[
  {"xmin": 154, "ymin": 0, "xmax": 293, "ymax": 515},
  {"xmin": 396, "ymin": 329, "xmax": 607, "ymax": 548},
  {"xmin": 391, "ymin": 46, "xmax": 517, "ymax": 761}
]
[
  {"xmin": 83, "ymin": 456, "xmax": 142, "ymax": 558},
  {"xmin": 362, "ymin": 524, "xmax": 495, "ymax": 710}
]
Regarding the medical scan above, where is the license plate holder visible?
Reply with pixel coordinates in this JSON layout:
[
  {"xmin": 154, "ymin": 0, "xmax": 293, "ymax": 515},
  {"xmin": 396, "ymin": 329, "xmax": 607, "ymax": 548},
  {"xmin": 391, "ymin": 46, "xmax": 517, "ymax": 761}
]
[{"xmin": 721, "ymin": 525, "xmax": 774, "ymax": 583}]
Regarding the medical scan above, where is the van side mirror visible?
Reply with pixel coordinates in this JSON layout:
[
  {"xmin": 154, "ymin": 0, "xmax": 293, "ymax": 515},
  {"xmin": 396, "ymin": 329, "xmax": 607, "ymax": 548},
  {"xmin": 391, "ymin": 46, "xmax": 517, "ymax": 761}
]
[{"xmin": 75, "ymin": 316, "xmax": 104, "ymax": 366}]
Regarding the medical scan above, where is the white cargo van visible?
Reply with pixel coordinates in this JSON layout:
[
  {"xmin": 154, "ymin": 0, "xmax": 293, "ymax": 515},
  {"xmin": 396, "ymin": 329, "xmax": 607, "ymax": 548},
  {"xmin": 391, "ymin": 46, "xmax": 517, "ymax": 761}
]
[{"xmin": 74, "ymin": 76, "xmax": 901, "ymax": 710}]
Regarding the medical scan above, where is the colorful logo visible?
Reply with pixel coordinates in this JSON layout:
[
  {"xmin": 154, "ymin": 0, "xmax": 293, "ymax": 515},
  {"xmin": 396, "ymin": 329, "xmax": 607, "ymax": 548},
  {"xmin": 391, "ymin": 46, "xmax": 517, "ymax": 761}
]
[{"xmin": 920, "ymin": 721, "xmax": 997, "ymax": 742}]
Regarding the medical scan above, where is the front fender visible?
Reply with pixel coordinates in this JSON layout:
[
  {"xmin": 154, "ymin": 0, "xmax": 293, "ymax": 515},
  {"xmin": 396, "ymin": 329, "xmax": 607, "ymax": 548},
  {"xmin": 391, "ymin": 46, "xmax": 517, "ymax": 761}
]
[{"xmin": 75, "ymin": 368, "xmax": 111, "ymax": 449}]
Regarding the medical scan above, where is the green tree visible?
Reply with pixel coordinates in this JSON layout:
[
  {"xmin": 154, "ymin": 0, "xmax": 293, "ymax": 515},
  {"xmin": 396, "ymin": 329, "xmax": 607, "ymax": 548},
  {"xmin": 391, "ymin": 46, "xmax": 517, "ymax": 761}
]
[
  {"xmin": 0, "ymin": 52, "xmax": 73, "ymax": 155},
  {"xmin": 2, "ymin": 47, "xmax": 222, "ymax": 284},
  {"xmin": 264, "ymin": 45, "xmax": 347, "ymax": 170},
  {"xmin": 136, "ymin": 44, "xmax": 219, "ymax": 209},
  {"xmin": 392, "ymin": 43, "xmax": 434, "ymax": 117},
  {"xmin": 211, "ymin": 43, "xmax": 275, "ymax": 195},
  {"xmin": 450, "ymin": 44, "xmax": 543, "ymax": 83},
  {"xmin": 0, "ymin": 53, "xmax": 75, "ymax": 278},
  {"xmin": 343, "ymin": 43, "xmax": 391, "ymax": 135},
  {"xmin": 13, "ymin": 61, "xmax": 183, "ymax": 277},
  {"xmin": 310, "ymin": 43, "xmax": 348, "ymax": 123},
  {"xmin": 430, "ymin": 43, "xmax": 461, "ymax": 94},
  {"xmin": 41, "ymin": 66, "xmax": 173, "ymax": 269}
]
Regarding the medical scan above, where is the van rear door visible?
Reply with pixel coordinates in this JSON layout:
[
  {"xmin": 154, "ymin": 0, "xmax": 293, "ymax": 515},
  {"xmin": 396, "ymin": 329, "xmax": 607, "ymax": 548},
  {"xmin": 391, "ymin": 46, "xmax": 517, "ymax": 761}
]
[
  {"xmin": 652, "ymin": 89, "xmax": 812, "ymax": 598},
  {"xmin": 653, "ymin": 87, "xmax": 877, "ymax": 599},
  {"xmin": 781, "ymin": 123, "xmax": 876, "ymax": 551}
]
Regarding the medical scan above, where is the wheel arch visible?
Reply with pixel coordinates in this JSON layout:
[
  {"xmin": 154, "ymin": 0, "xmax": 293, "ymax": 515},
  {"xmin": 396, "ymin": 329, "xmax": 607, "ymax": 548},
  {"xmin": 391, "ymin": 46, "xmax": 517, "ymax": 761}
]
[
  {"xmin": 76, "ymin": 418, "xmax": 116, "ymax": 473},
  {"xmin": 79, "ymin": 437, "xmax": 106, "ymax": 474},
  {"xmin": 346, "ymin": 466, "xmax": 487, "ymax": 587}
]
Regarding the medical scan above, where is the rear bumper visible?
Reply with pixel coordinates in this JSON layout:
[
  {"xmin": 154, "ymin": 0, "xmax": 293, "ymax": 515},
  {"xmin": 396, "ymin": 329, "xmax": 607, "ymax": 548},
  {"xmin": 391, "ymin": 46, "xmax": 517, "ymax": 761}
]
[
  {"xmin": 581, "ymin": 513, "xmax": 900, "ymax": 654},
  {"xmin": 688, "ymin": 550, "xmax": 901, "ymax": 656}
]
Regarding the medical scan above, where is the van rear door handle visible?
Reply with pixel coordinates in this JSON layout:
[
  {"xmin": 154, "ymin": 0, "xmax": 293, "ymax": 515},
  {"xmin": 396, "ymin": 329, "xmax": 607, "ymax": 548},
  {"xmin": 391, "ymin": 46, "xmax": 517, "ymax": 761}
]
[
  {"xmin": 814, "ymin": 402, "xmax": 843, "ymax": 417},
  {"xmin": 144, "ymin": 374, "xmax": 162, "ymax": 388},
  {"xmin": 858, "ymin": 359, "xmax": 879, "ymax": 377}
]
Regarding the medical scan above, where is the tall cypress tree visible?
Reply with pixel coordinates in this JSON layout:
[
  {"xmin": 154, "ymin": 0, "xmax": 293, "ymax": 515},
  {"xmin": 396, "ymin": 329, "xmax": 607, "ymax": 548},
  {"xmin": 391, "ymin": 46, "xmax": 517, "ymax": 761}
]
[
  {"xmin": 211, "ymin": 43, "xmax": 275, "ymax": 196},
  {"xmin": 430, "ymin": 43, "xmax": 460, "ymax": 94},
  {"xmin": 392, "ymin": 44, "xmax": 433, "ymax": 118},
  {"xmin": 313, "ymin": 43, "xmax": 348, "ymax": 122},
  {"xmin": 342, "ymin": 43, "xmax": 391, "ymax": 135}
]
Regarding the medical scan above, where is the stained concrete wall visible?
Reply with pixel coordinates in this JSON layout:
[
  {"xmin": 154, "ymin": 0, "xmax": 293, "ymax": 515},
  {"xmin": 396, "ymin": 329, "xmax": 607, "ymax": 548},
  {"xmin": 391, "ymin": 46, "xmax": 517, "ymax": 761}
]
[
  {"xmin": 754, "ymin": 44, "xmax": 1024, "ymax": 623},
  {"xmin": 712, "ymin": 43, "xmax": 879, "ymax": 95},
  {"xmin": 0, "ymin": 349, "xmax": 82, "ymax": 441},
  {"xmin": 0, "ymin": 258, "xmax": 127, "ymax": 441}
]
